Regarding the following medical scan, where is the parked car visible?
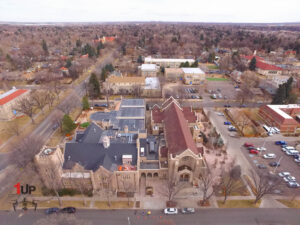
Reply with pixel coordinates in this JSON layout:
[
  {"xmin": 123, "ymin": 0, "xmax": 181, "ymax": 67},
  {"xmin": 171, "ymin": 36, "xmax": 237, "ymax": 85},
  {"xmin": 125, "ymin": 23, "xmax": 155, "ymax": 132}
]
[
  {"xmin": 228, "ymin": 125, "xmax": 237, "ymax": 131},
  {"xmin": 269, "ymin": 162, "xmax": 280, "ymax": 167},
  {"xmin": 240, "ymin": 104, "xmax": 247, "ymax": 108},
  {"xmin": 275, "ymin": 141, "xmax": 287, "ymax": 145},
  {"xmin": 257, "ymin": 164, "xmax": 267, "ymax": 169},
  {"xmin": 263, "ymin": 153, "xmax": 276, "ymax": 159},
  {"xmin": 286, "ymin": 150, "xmax": 299, "ymax": 156},
  {"xmin": 224, "ymin": 104, "xmax": 231, "ymax": 108},
  {"xmin": 283, "ymin": 176, "xmax": 296, "ymax": 182},
  {"xmin": 248, "ymin": 146, "xmax": 257, "ymax": 150},
  {"xmin": 224, "ymin": 121, "xmax": 231, "ymax": 125},
  {"xmin": 293, "ymin": 155, "xmax": 300, "ymax": 159},
  {"xmin": 278, "ymin": 172, "xmax": 291, "ymax": 177},
  {"xmin": 249, "ymin": 149, "xmax": 259, "ymax": 154},
  {"xmin": 244, "ymin": 142, "xmax": 254, "ymax": 148},
  {"xmin": 181, "ymin": 208, "xmax": 195, "ymax": 214},
  {"xmin": 217, "ymin": 112, "xmax": 224, "ymax": 116},
  {"xmin": 61, "ymin": 207, "xmax": 76, "ymax": 213},
  {"xmin": 287, "ymin": 182, "xmax": 300, "ymax": 188},
  {"xmin": 45, "ymin": 208, "xmax": 60, "ymax": 214},
  {"xmin": 294, "ymin": 159, "xmax": 300, "ymax": 163},
  {"xmin": 164, "ymin": 208, "xmax": 178, "ymax": 215},
  {"xmin": 256, "ymin": 147, "xmax": 267, "ymax": 151}
]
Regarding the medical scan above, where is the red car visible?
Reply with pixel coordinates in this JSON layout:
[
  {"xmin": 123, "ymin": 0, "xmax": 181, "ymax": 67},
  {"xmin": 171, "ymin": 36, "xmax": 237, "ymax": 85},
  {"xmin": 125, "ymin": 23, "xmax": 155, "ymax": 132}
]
[
  {"xmin": 244, "ymin": 142, "xmax": 254, "ymax": 148},
  {"xmin": 249, "ymin": 149, "xmax": 259, "ymax": 154}
]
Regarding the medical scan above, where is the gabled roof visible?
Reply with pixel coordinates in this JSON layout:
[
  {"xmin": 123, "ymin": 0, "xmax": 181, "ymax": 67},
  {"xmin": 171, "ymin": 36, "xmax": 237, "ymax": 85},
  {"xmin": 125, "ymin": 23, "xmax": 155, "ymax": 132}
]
[
  {"xmin": 256, "ymin": 60, "xmax": 283, "ymax": 71},
  {"xmin": 0, "ymin": 89, "xmax": 28, "ymax": 105},
  {"xmin": 241, "ymin": 55, "xmax": 264, "ymax": 61},
  {"xmin": 164, "ymin": 103, "xmax": 199, "ymax": 155}
]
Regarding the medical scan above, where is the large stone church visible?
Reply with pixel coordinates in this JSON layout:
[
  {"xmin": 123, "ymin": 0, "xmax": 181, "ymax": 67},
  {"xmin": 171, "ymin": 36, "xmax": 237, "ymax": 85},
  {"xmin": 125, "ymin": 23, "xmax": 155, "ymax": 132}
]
[{"xmin": 35, "ymin": 98, "xmax": 206, "ymax": 195}]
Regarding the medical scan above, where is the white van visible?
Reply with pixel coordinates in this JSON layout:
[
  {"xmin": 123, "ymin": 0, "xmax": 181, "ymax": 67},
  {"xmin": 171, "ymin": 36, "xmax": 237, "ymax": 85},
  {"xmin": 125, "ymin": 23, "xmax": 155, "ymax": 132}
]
[
  {"xmin": 286, "ymin": 150, "xmax": 299, "ymax": 156},
  {"xmin": 284, "ymin": 146, "xmax": 296, "ymax": 151},
  {"xmin": 263, "ymin": 125, "xmax": 270, "ymax": 132}
]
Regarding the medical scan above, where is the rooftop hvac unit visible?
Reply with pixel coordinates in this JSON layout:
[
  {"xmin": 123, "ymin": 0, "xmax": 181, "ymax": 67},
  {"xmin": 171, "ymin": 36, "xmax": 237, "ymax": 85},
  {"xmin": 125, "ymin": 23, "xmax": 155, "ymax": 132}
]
[
  {"xmin": 122, "ymin": 155, "xmax": 132, "ymax": 164},
  {"xmin": 43, "ymin": 148, "xmax": 54, "ymax": 155},
  {"xmin": 141, "ymin": 147, "xmax": 145, "ymax": 156}
]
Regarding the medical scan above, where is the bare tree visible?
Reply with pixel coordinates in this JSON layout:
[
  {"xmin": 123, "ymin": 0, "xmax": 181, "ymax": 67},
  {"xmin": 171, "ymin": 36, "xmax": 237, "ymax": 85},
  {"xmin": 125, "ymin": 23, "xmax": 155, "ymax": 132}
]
[
  {"xmin": 31, "ymin": 90, "xmax": 48, "ymax": 114},
  {"xmin": 9, "ymin": 136, "xmax": 43, "ymax": 168},
  {"xmin": 46, "ymin": 90, "xmax": 56, "ymax": 109},
  {"xmin": 132, "ymin": 85, "xmax": 142, "ymax": 97},
  {"xmin": 57, "ymin": 94, "xmax": 80, "ymax": 114},
  {"xmin": 101, "ymin": 174, "xmax": 114, "ymax": 207},
  {"xmin": 50, "ymin": 80, "xmax": 63, "ymax": 100},
  {"xmin": 120, "ymin": 179, "xmax": 135, "ymax": 206},
  {"xmin": 217, "ymin": 165, "xmax": 245, "ymax": 203},
  {"xmin": 51, "ymin": 110, "xmax": 64, "ymax": 132},
  {"xmin": 34, "ymin": 214, "xmax": 93, "ymax": 225},
  {"xmin": 13, "ymin": 97, "xmax": 35, "ymax": 123},
  {"xmin": 198, "ymin": 170, "xmax": 215, "ymax": 205},
  {"xmin": 249, "ymin": 170, "xmax": 282, "ymax": 204}
]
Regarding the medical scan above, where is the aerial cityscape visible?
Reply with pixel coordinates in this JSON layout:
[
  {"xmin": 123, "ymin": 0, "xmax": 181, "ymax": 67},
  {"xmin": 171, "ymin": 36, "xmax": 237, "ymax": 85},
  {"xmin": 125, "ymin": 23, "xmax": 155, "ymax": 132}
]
[{"xmin": 0, "ymin": 0, "xmax": 300, "ymax": 224}]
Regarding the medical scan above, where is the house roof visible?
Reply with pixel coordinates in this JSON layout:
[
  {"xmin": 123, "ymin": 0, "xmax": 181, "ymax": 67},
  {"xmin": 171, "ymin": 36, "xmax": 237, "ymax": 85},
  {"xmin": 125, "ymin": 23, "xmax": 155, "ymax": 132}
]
[
  {"xmin": 256, "ymin": 61, "xmax": 283, "ymax": 71},
  {"xmin": 0, "ymin": 88, "xmax": 28, "ymax": 105},
  {"xmin": 241, "ymin": 55, "xmax": 264, "ymax": 61}
]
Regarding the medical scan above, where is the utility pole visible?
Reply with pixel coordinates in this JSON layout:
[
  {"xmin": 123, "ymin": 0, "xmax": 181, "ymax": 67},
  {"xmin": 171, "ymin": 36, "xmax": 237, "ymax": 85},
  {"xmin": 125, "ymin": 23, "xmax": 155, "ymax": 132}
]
[{"xmin": 273, "ymin": 156, "xmax": 283, "ymax": 173}]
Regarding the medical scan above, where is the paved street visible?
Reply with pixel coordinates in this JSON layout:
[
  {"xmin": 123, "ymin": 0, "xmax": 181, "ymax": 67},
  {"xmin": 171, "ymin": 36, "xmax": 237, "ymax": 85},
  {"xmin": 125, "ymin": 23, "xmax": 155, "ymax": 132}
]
[{"xmin": 1, "ymin": 209, "xmax": 300, "ymax": 225}]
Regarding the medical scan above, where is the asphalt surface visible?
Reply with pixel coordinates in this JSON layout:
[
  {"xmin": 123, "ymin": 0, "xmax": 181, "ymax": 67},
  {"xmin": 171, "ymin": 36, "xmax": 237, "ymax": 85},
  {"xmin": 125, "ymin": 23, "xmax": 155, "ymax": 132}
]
[{"xmin": 1, "ymin": 209, "xmax": 300, "ymax": 225}]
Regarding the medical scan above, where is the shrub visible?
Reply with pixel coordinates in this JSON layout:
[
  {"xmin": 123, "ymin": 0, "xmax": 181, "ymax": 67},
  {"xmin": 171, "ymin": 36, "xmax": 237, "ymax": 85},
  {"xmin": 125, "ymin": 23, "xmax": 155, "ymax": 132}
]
[{"xmin": 80, "ymin": 122, "xmax": 90, "ymax": 128}]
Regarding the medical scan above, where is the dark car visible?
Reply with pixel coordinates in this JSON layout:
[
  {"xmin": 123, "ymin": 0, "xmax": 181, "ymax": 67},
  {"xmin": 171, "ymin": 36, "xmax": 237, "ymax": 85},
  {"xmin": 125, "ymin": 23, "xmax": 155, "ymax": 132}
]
[
  {"xmin": 45, "ymin": 207, "xmax": 60, "ymax": 214},
  {"xmin": 224, "ymin": 104, "xmax": 231, "ymax": 108},
  {"xmin": 244, "ymin": 142, "xmax": 254, "ymax": 148},
  {"xmin": 257, "ymin": 164, "xmax": 267, "ymax": 169},
  {"xmin": 275, "ymin": 141, "xmax": 287, "ymax": 145},
  {"xmin": 94, "ymin": 104, "xmax": 100, "ymax": 107},
  {"xmin": 293, "ymin": 154, "xmax": 300, "ymax": 159},
  {"xmin": 224, "ymin": 121, "xmax": 231, "ymax": 125},
  {"xmin": 240, "ymin": 104, "xmax": 247, "ymax": 108},
  {"xmin": 61, "ymin": 207, "xmax": 76, "ymax": 213},
  {"xmin": 269, "ymin": 162, "xmax": 280, "ymax": 167},
  {"xmin": 181, "ymin": 208, "xmax": 195, "ymax": 214},
  {"xmin": 247, "ymin": 146, "xmax": 256, "ymax": 150}
]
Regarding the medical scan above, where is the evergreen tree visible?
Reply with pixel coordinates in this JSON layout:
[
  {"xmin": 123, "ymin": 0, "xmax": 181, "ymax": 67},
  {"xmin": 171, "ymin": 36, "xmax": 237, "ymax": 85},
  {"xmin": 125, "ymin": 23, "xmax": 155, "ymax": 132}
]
[
  {"xmin": 88, "ymin": 73, "xmax": 101, "ymax": 98},
  {"xmin": 82, "ymin": 44, "xmax": 95, "ymax": 58},
  {"xmin": 76, "ymin": 39, "xmax": 82, "ymax": 48},
  {"xmin": 41, "ymin": 39, "xmax": 48, "ymax": 54},
  {"xmin": 191, "ymin": 60, "xmax": 198, "ymax": 67},
  {"xmin": 62, "ymin": 114, "xmax": 76, "ymax": 134},
  {"xmin": 272, "ymin": 77, "xmax": 294, "ymax": 104},
  {"xmin": 82, "ymin": 96, "xmax": 90, "ymax": 110},
  {"xmin": 208, "ymin": 52, "xmax": 215, "ymax": 63},
  {"xmin": 137, "ymin": 55, "xmax": 144, "ymax": 63},
  {"xmin": 65, "ymin": 59, "xmax": 72, "ymax": 68},
  {"xmin": 249, "ymin": 57, "xmax": 256, "ymax": 71}
]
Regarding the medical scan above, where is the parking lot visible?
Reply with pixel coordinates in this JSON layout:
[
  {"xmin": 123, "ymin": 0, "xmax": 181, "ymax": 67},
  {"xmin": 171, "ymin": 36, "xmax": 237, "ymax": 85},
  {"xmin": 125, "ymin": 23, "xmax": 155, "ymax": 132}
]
[
  {"xmin": 211, "ymin": 109, "xmax": 300, "ymax": 196},
  {"xmin": 240, "ymin": 139, "xmax": 300, "ymax": 195},
  {"xmin": 206, "ymin": 80, "xmax": 238, "ymax": 100}
]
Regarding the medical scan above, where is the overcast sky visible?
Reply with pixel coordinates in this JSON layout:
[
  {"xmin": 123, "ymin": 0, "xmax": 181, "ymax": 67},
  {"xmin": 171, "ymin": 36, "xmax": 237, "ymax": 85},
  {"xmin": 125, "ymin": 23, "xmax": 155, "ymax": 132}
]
[{"xmin": 0, "ymin": 0, "xmax": 300, "ymax": 23}]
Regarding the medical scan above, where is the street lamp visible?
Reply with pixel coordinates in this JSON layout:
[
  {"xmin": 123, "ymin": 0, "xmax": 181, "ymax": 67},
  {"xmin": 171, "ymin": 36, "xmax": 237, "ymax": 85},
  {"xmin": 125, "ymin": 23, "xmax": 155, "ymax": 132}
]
[{"xmin": 273, "ymin": 156, "xmax": 283, "ymax": 174}]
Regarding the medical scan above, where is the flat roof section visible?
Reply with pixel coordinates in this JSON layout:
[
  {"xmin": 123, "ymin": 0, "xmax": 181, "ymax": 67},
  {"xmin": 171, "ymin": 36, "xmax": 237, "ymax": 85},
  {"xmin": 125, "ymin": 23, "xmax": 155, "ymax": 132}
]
[
  {"xmin": 120, "ymin": 99, "xmax": 145, "ymax": 107},
  {"xmin": 181, "ymin": 67, "xmax": 205, "ymax": 74}
]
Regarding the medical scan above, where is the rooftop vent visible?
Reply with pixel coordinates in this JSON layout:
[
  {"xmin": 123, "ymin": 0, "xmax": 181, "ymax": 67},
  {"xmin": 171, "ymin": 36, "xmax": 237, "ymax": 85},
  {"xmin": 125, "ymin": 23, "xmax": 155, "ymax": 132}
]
[{"xmin": 102, "ymin": 136, "xmax": 110, "ymax": 148}]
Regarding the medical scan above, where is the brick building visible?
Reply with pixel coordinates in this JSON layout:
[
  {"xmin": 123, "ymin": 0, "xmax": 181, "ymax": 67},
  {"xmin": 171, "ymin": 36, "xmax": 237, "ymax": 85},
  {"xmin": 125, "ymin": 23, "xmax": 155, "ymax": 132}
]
[{"xmin": 259, "ymin": 104, "xmax": 300, "ymax": 134}]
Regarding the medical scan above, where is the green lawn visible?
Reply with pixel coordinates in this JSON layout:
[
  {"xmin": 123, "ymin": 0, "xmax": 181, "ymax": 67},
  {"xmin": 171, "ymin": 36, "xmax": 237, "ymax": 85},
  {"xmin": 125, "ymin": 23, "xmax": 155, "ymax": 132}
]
[
  {"xmin": 207, "ymin": 64, "xmax": 219, "ymax": 70},
  {"xmin": 206, "ymin": 77, "xmax": 228, "ymax": 81}
]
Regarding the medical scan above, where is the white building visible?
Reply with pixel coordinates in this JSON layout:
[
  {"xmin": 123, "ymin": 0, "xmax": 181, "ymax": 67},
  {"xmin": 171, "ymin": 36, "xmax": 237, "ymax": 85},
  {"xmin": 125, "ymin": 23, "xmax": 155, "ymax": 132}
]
[
  {"xmin": 182, "ymin": 68, "xmax": 206, "ymax": 85},
  {"xmin": 139, "ymin": 64, "xmax": 159, "ymax": 77},
  {"xmin": 144, "ymin": 57, "xmax": 195, "ymax": 68}
]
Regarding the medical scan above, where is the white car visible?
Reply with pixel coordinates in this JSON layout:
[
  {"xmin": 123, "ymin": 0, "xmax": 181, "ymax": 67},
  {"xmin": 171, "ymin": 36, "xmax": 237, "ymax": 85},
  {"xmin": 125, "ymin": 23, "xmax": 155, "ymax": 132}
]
[
  {"xmin": 295, "ymin": 159, "xmax": 300, "ymax": 163},
  {"xmin": 283, "ymin": 176, "xmax": 296, "ymax": 182},
  {"xmin": 164, "ymin": 208, "xmax": 178, "ymax": 215},
  {"xmin": 278, "ymin": 172, "xmax": 291, "ymax": 177},
  {"xmin": 217, "ymin": 112, "xmax": 224, "ymax": 116},
  {"xmin": 287, "ymin": 182, "xmax": 300, "ymax": 188},
  {"xmin": 257, "ymin": 147, "xmax": 267, "ymax": 151},
  {"xmin": 263, "ymin": 153, "xmax": 276, "ymax": 159}
]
